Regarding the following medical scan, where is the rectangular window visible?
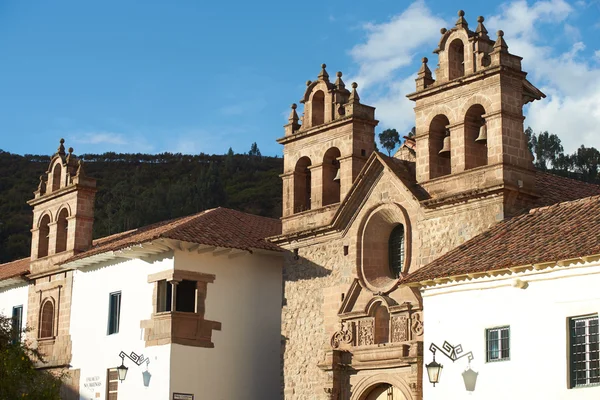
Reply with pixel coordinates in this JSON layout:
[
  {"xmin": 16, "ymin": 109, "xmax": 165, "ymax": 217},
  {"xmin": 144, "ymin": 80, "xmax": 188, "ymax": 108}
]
[
  {"xmin": 106, "ymin": 368, "xmax": 119, "ymax": 400},
  {"xmin": 157, "ymin": 280, "xmax": 172, "ymax": 312},
  {"xmin": 176, "ymin": 280, "xmax": 197, "ymax": 313},
  {"xmin": 486, "ymin": 326, "xmax": 510, "ymax": 362},
  {"xmin": 107, "ymin": 292, "xmax": 121, "ymax": 335},
  {"xmin": 11, "ymin": 305, "xmax": 23, "ymax": 343},
  {"xmin": 570, "ymin": 314, "xmax": 600, "ymax": 388}
]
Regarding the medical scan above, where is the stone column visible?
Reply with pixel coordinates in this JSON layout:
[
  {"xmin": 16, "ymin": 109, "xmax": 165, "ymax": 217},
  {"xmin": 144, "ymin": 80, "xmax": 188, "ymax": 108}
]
[
  {"xmin": 310, "ymin": 164, "xmax": 323, "ymax": 210},
  {"xmin": 47, "ymin": 221, "xmax": 58, "ymax": 256},
  {"xmin": 169, "ymin": 280, "xmax": 179, "ymax": 312}
]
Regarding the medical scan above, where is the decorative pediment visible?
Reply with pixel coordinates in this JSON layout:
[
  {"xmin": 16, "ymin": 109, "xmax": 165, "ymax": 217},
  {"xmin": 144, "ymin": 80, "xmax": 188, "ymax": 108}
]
[{"xmin": 330, "ymin": 152, "xmax": 428, "ymax": 235}]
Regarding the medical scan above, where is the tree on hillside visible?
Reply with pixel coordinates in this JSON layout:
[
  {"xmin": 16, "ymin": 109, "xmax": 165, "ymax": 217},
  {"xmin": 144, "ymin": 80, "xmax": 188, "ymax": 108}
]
[
  {"xmin": 248, "ymin": 142, "xmax": 261, "ymax": 157},
  {"xmin": 378, "ymin": 129, "xmax": 400, "ymax": 156},
  {"xmin": 0, "ymin": 314, "xmax": 64, "ymax": 399}
]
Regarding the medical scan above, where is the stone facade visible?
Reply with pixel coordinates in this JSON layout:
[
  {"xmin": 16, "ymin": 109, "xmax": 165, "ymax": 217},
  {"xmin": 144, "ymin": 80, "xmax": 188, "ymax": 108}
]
[
  {"xmin": 24, "ymin": 139, "xmax": 96, "ymax": 371},
  {"xmin": 275, "ymin": 10, "xmax": 544, "ymax": 400}
]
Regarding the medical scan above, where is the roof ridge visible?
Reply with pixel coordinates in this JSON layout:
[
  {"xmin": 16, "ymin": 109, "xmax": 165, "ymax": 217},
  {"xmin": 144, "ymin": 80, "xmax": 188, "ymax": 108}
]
[{"xmin": 529, "ymin": 193, "xmax": 600, "ymax": 215}]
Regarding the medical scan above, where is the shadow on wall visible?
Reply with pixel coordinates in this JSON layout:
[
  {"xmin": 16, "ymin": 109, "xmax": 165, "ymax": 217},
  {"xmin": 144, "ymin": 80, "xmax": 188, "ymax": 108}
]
[{"xmin": 282, "ymin": 251, "xmax": 333, "ymax": 283}]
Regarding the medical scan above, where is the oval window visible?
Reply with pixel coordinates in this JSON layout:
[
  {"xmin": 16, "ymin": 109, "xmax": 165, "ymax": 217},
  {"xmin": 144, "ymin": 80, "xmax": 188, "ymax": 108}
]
[{"xmin": 388, "ymin": 225, "xmax": 405, "ymax": 278}]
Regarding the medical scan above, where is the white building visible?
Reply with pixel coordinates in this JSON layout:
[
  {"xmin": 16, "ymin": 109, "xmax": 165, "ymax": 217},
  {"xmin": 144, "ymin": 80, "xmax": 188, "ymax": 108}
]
[
  {"xmin": 405, "ymin": 195, "xmax": 600, "ymax": 399},
  {"xmin": 0, "ymin": 140, "xmax": 283, "ymax": 400}
]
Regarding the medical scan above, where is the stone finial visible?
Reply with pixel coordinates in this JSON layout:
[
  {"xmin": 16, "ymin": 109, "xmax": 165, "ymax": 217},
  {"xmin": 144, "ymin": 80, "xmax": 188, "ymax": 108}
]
[
  {"xmin": 455, "ymin": 9, "xmax": 468, "ymax": 29},
  {"xmin": 306, "ymin": 80, "xmax": 312, "ymax": 87},
  {"xmin": 57, "ymin": 138, "xmax": 66, "ymax": 155},
  {"xmin": 476, "ymin": 16, "xmax": 488, "ymax": 38},
  {"xmin": 288, "ymin": 103, "xmax": 300, "ymax": 128},
  {"xmin": 76, "ymin": 159, "xmax": 86, "ymax": 177},
  {"xmin": 66, "ymin": 146, "xmax": 75, "ymax": 164},
  {"xmin": 37, "ymin": 175, "xmax": 46, "ymax": 193},
  {"xmin": 416, "ymin": 57, "xmax": 435, "ymax": 90},
  {"xmin": 348, "ymin": 82, "xmax": 360, "ymax": 104},
  {"xmin": 493, "ymin": 30, "xmax": 508, "ymax": 52},
  {"xmin": 334, "ymin": 71, "xmax": 346, "ymax": 90},
  {"xmin": 318, "ymin": 63, "xmax": 329, "ymax": 82},
  {"xmin": 440, "ymin": 27, "xmax": 447, "ymax": 34}
]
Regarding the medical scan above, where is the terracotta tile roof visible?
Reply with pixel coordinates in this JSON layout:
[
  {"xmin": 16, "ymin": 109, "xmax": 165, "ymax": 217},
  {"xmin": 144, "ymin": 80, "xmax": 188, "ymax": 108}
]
[
  {"xmin": 536, "ymin": 171, "xmax": 600, "ymax": 206},
  {"xmin": 404, "ymin": 194, "xmax": 600, "ymax": 283},
  {"xmin": 0, "ymin": 258, "xmax": 30, "ymax": 281},
  {"xmin": 63, "ymin": 207, "xmax": 282, "ymax": 264}
]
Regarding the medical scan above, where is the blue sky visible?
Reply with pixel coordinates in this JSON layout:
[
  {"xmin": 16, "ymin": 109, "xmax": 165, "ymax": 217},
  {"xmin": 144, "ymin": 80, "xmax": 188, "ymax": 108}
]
[{"xmin": 0, "ymin": 0, "xmax": 599, "ymax": 156}]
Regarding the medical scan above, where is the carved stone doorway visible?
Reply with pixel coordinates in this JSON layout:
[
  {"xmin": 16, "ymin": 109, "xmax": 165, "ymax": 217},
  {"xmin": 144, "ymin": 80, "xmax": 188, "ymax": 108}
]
[{"xmin": 363, "ymin": 384, "xmax": 407, "ymax": 400}]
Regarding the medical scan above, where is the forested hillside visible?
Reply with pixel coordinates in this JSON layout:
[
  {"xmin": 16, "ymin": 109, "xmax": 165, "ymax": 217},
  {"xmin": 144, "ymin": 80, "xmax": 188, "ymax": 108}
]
[
  {"xmin": 1, "ymin": 127, "xmax": 599, "ymax": 264},
  {"xmin": 0, "ymin": 149, "xmax": 282, "ymax": 263}
]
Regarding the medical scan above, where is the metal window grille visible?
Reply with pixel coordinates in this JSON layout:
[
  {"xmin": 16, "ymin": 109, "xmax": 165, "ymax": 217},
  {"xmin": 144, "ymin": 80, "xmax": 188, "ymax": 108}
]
[
  {"xmin": 570, "ymin": 315, "xmax": 600, "ymax": 388},
  {"xmin": 388, "ymin": 225, "xmax": 405, "ymax": 278},
  {"xmin": 107, "ymin": 292, "xmax": 121, "ymax": 335},
  {"xmin": 486, "ymin": 326, "xmax": 510, "ymax": 362}
]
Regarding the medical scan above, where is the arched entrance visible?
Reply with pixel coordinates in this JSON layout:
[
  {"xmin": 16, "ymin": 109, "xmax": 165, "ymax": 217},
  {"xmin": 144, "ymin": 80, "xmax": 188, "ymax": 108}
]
[
  {"xmin": 351, "ymin": 374, "xmax": 415, "ymax": 400},
  {"xmin": 363, "ymin": 384, "xmax": 407, "ymax": 400}
]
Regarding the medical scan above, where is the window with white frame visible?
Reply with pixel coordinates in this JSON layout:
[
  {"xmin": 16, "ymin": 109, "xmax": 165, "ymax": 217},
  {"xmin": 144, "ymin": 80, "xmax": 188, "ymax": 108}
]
[
  {"xmin": 486, "ymin": 326, "xmax": 510, "ymax": 362},
  {"xmin": 569, "ymin": 314, "xmax": 600, "ymax": 388}
]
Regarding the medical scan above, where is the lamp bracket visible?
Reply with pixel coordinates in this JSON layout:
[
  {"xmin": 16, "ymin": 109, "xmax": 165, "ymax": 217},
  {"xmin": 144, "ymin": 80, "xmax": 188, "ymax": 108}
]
[
  {"xmin": 119, "ymin": 350, "xmax": 150, "ymax": 367},
  {"xmin": 429, "ymin": 341, "xmax": 473, "ymax": 363}
]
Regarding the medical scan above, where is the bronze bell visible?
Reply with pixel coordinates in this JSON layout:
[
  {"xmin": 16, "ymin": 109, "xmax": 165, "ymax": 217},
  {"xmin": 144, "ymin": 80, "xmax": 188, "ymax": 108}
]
[
  {"xmin": 439, "ymin": 134, "xmax": 451, "ymax": 156},
  {"xmin": 333, "ymin": 169, "xmax": 341, "ymax": 182},
  {"xmin": 475, "ymin": 121, "xmax": 487, "ymax": 143}
]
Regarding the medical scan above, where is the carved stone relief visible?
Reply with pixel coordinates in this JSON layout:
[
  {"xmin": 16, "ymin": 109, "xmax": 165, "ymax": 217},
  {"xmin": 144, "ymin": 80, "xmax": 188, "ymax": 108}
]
[
  {"xmin": 411, "ymin": 311, "xmax": 424, "ymax": 338},
  {"xmin": 357, "ymin": 319, "xmax": 374, "ymax": 346},
  {"xmin": 391, "ymin": 315, "xmax": 408, "ymax": 342},
  {"xmin": 331, "ymin": 321, "xmax": 354, "ymax": 349}
]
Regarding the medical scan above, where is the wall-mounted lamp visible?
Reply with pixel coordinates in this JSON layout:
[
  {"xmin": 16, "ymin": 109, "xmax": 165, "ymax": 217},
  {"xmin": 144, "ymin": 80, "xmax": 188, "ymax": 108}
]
[
  {"xmin": 426, "ymin": 341, "xmax": 476, "ymax": 390},
  {"xmin": 116, "ymin": 351, "xmax": 150, "ymax": 383}
]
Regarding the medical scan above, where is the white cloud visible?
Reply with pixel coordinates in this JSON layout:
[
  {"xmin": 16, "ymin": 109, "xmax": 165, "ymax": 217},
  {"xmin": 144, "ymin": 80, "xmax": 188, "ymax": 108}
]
[
  {"xmin": 348, "ymin": 0, "xmax": 600, "ymax": 153},
  {"xmin": 72, "ymin": 132, "xmax": 128, "ymax": 145},
  {"xmin": 486, "ymin": 1, "xmax": 600, "ymax": 153},
  {"xmin": 349, "ymin": 0, "xmax": 445, "ymax": 88}
]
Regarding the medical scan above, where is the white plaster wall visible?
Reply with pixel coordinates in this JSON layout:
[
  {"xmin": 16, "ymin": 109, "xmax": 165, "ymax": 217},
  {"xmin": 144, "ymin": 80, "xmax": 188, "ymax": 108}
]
[
  {"xmin": 169, "ymin": 250, "xmax": 283, "ymax": 400},
  {"xmin": 423, "ymin": 262, "xmax": 600, "ymax": 400},
  {"xmin": 70, "ymin": 256, "xmax": 174, "ymax": 400},
  {"xmin": 0, "ymin": 282, "xmax": 28, "ymax": 328}
]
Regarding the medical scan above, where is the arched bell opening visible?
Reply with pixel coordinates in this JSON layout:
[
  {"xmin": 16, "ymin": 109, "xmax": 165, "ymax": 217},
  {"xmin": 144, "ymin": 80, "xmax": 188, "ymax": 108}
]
[
  {"xmin": 464, "ymin": 104, "xmax": 488, "ymax": 170},
  {"xmin": 448, "ymin": 39, "xmax": 465, "ymax": 80},
  {"xmin": 293, "ymin": 157, "xmax": 312, "ymax": 213},
  {"xmin": 51, "ymin": 163, "xmax": 62, "ymax": 192},
  {"xmin": 322, "ymin": 147, "xmax": 341, "ymax": 206},
  {"xmin": 38, "ymin": 214, "xmax": 51, "ymax": 258},
  {"xmin": 429, "ymin": 115, "xmax": 451, "ymax": 179},
  {"xmin": 311, "ymin": 90, "xmax": 325, "ymax": 126},
  {"xmin": 55, "ymin": 208, "xmax": 69, "ymax": 253}
]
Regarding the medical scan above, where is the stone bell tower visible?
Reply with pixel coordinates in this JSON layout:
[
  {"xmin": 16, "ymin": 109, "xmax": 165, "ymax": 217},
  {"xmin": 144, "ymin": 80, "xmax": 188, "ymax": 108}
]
[
  {"xmin": 277, "ymin": 64, "xmax": 378, "ymax": 234},
  {"xmin": 28, "ymin": 139, "xmax": 97, "ymax": 274},
  {"xmin": 25, "ymin": 139, "xmax": 97, "ymax": 371},
  {"xmin": 407, "ymin": 11, "xmax": 545, "ymax": 216}
]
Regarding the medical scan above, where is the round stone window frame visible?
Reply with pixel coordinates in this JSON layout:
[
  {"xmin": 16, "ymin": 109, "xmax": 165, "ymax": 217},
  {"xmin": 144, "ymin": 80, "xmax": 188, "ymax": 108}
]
[{"xmin": 356, "ymin": 202, "xmax": 412, "ymax": 294}]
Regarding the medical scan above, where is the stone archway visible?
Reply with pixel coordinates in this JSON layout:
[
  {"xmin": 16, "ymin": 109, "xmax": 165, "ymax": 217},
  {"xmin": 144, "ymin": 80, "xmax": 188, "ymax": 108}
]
[
  {"xmin": 363, "ymin": 384, "xmax": 406, "ymax": 400},
  {"xmin": 351, "ymin": 374, "xmax": 415, "ymax": 400}
]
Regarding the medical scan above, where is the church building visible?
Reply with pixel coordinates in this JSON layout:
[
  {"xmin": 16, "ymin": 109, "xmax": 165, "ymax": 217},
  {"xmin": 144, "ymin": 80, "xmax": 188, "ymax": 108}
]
[
  {"xmin": 1, "ymin": 8, "xmax": 600, "ymax": 400},
  {"xmin": 273, "ymin": 10, "xmax": 600, "ymax": 400}
]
